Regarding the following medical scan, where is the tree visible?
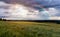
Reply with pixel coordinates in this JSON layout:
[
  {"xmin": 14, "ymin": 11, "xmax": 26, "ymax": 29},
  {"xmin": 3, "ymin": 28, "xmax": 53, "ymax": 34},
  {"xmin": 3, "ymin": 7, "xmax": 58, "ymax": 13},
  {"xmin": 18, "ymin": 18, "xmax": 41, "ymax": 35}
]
[{"xmin": 0, "ymin": 18, "xmax": 2, "ymax": 20}]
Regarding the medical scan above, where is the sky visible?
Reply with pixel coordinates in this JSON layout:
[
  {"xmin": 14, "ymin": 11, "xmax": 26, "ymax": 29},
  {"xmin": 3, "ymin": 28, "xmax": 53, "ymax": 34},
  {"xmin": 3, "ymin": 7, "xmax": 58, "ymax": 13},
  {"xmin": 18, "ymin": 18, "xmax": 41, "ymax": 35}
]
[{"xmin": 0, "ymin": 0, "xmax": 60, "ymax": 20}]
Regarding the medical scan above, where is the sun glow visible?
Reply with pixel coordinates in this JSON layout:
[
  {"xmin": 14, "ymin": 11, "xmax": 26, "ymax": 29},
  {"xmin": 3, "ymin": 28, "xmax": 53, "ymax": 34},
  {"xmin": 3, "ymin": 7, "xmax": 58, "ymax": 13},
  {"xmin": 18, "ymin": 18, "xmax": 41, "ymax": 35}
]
[
  {"xmin": 9, "ymin": 4, "xmax": 39, "ymax": 18},
  {"xmin": 10, "ymin": 4, "xmax": 30, "ymax": 17}
]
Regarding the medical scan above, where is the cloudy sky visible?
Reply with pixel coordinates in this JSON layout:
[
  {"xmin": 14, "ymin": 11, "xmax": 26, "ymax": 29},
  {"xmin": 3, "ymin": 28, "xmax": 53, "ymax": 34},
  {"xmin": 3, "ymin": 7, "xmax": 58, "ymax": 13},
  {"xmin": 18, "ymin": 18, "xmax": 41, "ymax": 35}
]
[{"xmin": 0, "ymin": 0, "xmax": 60, "ymax": 20}]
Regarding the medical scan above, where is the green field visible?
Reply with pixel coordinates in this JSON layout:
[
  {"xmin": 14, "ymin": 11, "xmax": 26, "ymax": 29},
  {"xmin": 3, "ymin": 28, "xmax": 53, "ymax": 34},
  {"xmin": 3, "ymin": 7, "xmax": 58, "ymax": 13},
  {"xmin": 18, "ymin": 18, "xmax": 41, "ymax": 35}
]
[{"xmin": 0, "ymin": 21, "xmax": 60, "ymax": 37}]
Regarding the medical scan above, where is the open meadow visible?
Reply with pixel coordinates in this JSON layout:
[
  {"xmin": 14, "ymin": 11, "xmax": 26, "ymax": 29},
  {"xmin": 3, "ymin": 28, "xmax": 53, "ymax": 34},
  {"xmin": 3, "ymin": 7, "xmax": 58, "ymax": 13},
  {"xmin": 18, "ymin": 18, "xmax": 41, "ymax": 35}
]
[{"xmin": 0, "ymin": 21, "xmax": 60, "ymax": 37}]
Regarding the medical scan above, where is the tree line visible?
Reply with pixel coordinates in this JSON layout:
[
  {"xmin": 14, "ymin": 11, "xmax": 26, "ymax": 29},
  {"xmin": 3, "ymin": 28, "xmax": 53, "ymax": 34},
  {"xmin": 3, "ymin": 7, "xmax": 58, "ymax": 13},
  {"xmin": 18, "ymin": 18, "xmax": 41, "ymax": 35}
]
[
  {"xmin": 0, "ymin": 18, "xmax": 6, "ymax": 21},
  {"xmin": 0, "ymin": 18, "xmax": 60, "ymax": 24}
]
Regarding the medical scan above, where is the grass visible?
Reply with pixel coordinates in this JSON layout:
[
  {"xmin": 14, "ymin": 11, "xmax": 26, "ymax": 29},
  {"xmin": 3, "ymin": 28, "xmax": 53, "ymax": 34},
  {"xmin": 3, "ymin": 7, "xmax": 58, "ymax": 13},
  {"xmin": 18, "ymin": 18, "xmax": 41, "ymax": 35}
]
[{"xmin": 0, "ymin": 21, "xmax": 60, "ymax": 37}]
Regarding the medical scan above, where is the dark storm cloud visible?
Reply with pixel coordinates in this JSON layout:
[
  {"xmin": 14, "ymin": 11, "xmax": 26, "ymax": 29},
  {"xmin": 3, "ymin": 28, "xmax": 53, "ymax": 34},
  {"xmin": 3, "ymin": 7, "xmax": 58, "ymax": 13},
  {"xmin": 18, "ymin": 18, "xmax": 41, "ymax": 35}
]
[
  {"xmin": 0, "ymin": 0, "xmax": 60, "ymax": 8},
  {"xmin": 0, "ymin": 0, "xmax": 9, "ymax": 3}
]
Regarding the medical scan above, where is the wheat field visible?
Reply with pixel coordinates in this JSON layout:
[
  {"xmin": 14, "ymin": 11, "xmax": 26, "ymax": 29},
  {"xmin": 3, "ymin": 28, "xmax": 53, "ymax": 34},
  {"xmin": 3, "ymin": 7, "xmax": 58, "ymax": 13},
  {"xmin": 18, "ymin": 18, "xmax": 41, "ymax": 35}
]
[{"xmin": 0, "ymin": 21, "xmax": 60, "ymax": 37}]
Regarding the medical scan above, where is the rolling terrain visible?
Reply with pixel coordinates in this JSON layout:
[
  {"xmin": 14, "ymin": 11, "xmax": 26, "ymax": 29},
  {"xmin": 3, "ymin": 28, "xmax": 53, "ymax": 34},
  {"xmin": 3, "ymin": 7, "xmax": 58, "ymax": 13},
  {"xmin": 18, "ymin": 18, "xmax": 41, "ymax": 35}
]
[{"xmin": 0, "ymin": 21, "xmax": 60, "ymax": 37}]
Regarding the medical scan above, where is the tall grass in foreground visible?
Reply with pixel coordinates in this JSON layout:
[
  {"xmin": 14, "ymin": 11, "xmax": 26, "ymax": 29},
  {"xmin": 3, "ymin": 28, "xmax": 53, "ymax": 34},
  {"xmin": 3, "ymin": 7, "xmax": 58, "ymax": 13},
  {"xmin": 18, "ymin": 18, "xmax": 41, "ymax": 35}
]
[{"xmin": 0, "ymin": 21, "xmax": 60, "ymax": 37}]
